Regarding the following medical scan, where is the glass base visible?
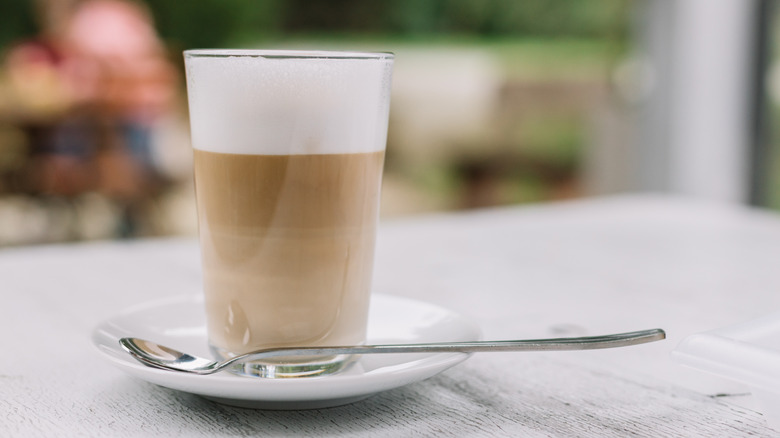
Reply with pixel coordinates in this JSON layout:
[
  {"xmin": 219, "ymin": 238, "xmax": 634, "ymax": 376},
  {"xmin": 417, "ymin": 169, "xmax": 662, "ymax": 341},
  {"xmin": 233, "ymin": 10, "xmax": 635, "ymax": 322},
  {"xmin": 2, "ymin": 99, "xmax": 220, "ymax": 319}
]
[{"xmin": 210, "ymin": 345, "xmax": 355, "ymax": 378}]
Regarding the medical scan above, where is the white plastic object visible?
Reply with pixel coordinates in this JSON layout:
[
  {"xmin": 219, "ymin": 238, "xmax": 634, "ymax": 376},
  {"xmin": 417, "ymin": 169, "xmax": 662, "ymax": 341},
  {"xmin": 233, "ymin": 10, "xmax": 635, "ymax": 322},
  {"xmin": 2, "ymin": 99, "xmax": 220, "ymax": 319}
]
[{"xmin": 672, "ymin": 313, "xmax": 780, "ymax": 429}]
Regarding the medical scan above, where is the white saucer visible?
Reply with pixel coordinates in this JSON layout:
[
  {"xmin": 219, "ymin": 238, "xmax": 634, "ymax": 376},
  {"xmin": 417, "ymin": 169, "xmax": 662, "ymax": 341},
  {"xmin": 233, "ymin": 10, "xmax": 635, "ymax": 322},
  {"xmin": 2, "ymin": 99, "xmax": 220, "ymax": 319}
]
[{"xmin": 92, "ymin": 294, "xmax": 481, "ymax": 409}]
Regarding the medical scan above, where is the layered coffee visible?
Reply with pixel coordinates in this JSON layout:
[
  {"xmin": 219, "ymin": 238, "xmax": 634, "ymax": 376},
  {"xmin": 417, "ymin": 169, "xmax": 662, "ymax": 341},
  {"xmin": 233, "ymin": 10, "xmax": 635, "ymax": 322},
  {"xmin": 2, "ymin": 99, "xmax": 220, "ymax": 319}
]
[
  {"xmin": 184, "ymin": 49, "xmax": 393, "ymax": 376},
  {"xmin": 194, "ymin": 149, "xmax": 384, "ymax": 355}
]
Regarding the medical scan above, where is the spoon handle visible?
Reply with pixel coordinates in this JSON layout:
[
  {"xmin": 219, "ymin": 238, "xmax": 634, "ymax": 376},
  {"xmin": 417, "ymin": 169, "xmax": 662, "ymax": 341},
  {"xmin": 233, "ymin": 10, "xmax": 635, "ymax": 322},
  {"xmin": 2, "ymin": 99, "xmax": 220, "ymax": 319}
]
[{"xmin": 229, "ymin": 328, "xmax": 665, "ymax": 366}]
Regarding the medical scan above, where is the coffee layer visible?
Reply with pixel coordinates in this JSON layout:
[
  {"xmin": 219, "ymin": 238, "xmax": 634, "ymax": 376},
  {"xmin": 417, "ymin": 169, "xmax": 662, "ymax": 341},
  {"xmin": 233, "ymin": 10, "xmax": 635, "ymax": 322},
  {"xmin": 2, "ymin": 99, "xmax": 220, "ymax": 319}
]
[{"xmin": 194, "ymin": 150, "xmax": 384, "ymax": 354}]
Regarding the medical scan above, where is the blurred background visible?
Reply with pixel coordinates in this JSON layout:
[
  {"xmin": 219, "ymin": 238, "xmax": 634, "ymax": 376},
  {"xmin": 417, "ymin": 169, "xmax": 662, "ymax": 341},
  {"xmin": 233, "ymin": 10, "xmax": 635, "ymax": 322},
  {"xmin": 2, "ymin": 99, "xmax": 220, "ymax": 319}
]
[{"xmin": 0, "ymin": 0, "xmax": 775, "ymax": 246}]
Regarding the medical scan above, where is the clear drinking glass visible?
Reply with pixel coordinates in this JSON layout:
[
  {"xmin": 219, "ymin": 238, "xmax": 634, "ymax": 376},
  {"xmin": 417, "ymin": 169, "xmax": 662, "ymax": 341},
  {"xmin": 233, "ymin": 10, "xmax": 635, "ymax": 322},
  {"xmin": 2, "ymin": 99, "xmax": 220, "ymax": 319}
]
[{"xmin": 183, "ymin": 49, "xmax": 393, "ymax": 378}]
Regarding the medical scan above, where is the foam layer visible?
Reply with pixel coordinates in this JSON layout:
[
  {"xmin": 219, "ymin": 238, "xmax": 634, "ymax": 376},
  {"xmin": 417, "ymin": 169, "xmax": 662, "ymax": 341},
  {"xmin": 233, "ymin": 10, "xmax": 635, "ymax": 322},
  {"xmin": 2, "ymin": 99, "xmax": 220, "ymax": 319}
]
[{"xmin": 185, "ymin": 51, "xmax": 393, "ymax": 155}]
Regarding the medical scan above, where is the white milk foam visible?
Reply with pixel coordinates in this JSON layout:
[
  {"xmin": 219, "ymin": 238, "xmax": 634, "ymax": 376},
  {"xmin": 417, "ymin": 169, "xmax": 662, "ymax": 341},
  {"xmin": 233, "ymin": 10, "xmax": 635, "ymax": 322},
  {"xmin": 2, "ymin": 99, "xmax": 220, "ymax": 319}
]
[{"xmin": 185, "ymin": 52, "xmax": 393, "ymax": 155}]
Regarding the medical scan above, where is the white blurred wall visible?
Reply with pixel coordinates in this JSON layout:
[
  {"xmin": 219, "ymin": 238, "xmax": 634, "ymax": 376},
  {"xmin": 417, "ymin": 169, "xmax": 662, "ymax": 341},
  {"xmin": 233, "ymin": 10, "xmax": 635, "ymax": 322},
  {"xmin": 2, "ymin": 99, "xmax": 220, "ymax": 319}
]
[{"xmin": 636, "ymin": 0, "xmax": 758, "ymax": 203}]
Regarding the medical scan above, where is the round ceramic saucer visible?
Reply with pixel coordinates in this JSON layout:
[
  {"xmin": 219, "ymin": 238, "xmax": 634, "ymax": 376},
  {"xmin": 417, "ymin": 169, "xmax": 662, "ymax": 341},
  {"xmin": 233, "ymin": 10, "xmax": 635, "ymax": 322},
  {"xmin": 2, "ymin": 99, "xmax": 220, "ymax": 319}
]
[{"xmin": 92, "ymin": 294, "xmax": 480, "ymax": 409}]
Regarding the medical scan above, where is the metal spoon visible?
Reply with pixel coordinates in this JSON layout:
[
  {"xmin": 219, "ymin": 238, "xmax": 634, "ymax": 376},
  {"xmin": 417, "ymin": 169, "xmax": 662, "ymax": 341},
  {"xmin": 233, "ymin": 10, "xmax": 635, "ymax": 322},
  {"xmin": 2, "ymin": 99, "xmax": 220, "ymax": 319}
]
[{"xmin": 119, "ymin": 328, "xmax": 665, "ymax": 375}]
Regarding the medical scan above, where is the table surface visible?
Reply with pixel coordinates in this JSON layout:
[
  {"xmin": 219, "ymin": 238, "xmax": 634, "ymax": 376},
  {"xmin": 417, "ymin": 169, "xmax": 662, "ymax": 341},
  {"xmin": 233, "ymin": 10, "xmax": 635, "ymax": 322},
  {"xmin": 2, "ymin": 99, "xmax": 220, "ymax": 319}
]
[{"xmin": 4, "ymin": 194, "xmax": 780, "ymax": 437}]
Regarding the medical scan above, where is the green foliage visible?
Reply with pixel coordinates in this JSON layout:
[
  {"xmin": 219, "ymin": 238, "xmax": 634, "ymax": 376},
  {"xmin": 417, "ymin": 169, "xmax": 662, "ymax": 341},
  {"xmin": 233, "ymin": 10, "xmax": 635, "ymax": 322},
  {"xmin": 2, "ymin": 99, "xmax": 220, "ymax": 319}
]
[
  {"xmin": 142, "ymin": 0, "xmax": 628, "ymax": 49},
  {"xmin": 0, "ymin": 0, "xmax": 37, "ymax": 51},
  {"xmin": 485, "ymin": 0, "xmax": 628, "ymax": 37},
  {"xmin": 0, "ymin": 0, "xmax": 629, "ymax": 52},
  {"xmin": 384, "ymin": 0, "xmax": 629, "ymax": 37},
  {"xmin": 144, "ymin": 0, "xmax": 282, "ymax": 49}
]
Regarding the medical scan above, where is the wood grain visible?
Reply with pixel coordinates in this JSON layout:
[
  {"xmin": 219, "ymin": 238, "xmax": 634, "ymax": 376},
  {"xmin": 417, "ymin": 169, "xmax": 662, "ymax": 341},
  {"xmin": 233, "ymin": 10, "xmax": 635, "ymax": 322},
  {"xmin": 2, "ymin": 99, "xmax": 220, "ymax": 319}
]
[{"xmin": 2, "ymin": 195, "xmax": 779, "ymax": 436}]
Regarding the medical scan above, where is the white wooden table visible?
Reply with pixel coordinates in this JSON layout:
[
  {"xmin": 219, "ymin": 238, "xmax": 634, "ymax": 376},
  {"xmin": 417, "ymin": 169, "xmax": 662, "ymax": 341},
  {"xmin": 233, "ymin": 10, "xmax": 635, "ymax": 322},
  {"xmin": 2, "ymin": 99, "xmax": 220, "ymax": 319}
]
[{"xmin": 3, "ymin": 194, "xmax": 780, "ymax": 437}]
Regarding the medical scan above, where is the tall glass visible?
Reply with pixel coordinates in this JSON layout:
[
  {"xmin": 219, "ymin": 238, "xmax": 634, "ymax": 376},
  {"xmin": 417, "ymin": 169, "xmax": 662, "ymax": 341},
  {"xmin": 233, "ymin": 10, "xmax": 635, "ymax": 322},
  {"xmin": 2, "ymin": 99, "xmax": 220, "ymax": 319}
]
[{"xmin": 184, "ymin": 50, "xmax": 393, "ymax": 378}]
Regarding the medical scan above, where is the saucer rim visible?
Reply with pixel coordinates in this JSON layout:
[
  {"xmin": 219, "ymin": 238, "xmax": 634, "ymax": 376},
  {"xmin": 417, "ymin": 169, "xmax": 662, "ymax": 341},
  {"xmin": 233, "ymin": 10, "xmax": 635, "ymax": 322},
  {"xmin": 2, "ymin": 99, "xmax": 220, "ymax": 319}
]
[{"xmin": 91, "ymin": 293, "xmax": 481, "ymax": 408}]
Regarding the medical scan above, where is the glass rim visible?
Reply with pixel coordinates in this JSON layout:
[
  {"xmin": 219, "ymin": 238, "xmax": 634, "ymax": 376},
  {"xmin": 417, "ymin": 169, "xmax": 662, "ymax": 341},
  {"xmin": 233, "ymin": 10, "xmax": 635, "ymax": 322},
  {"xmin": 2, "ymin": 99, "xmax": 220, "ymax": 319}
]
[{"xmin": 184, "ymin": 49, "xmax": 394, "ymax": 61}]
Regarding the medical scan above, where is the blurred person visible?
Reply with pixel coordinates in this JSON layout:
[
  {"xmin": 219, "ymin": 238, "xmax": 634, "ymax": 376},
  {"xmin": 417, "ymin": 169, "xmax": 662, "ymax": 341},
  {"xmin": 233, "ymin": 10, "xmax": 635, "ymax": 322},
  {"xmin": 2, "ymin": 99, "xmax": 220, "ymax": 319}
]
[
  {"xmin": 3, "ymin": 0, "xmax": 181, "ymax": 238},
  {"xmin": 2, "ymin": 40, "xmax": 71, "ymax": 119},
  {"xmin": 58, "ymin": 0, "xmax": 178, "ymax": 203}
]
